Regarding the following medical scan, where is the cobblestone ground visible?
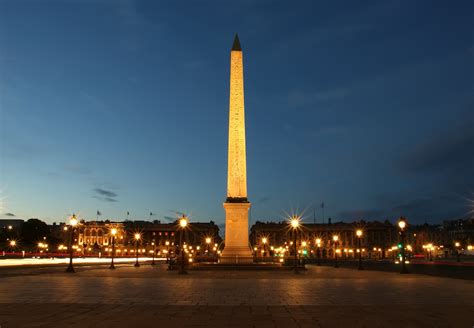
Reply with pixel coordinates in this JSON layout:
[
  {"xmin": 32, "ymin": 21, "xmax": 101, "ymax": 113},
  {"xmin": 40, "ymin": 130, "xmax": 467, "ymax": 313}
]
[{"xmin": 0, "ymin": 264, "xmax": 473, "ymax": 327}]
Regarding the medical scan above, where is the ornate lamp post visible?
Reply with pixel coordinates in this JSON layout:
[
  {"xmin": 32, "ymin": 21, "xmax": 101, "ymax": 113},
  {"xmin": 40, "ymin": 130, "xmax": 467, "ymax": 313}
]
[
  {"xmin": 398, "ymin": 218, "xmax": 408, "ymax": 274},
  {"xmin": 290, "ymin": 216, "xmax": 300, "ymax": 273},
  {"xmin": 333, "ymin": 235, "xmax": 339, "ymax": 268},
  {"xmin": 134, "ymin": 233, "xmax": 141, "ymax": 267},
  {"xmin": 151, "ymin": 240, "xmax": 156, "ymax": 265},
  {"xmin": 262, "ymin": 237, "xmax": 267, "ymax": 257},
  {"xmin": 66, "ymin": 215, "xmax": 78, "ymax": 273},
  {"xmin": 205, "ymin": 237, "xmax": 212, "ymax": 256},
  {"xmin": 109, "ymin": 228, "xmax": 117, "ymax": 270},
  {"xmin": 455, "ymin": 242, "xmax": 461, "ymax": 262},
  {"xmin": 356, "ymin": 230, "xmax": 363, "ymax": 270},
  {"xmin": 427, "ymin": 243, "xmax": 433, "ymax": 261},
  {"xmin": 165, "ymin": 240, "xmax": 170, "ymax": 263},
  {"xmin": 178, "ymin": 215, "xmax": 188, "ymax": 274},
  {"xmin": 315, "ymin": 238, "xmax": 321, "ymax": 266}
]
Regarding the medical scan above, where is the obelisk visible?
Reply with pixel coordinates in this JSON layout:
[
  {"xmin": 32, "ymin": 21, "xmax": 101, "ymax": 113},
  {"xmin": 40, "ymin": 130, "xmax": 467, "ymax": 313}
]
[{"xmin": 221, "ymin": 34, "xmax": 252, "ymax": 263}]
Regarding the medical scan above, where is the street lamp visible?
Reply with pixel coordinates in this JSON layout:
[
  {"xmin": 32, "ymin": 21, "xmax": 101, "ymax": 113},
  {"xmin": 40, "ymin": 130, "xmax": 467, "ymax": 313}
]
[
  {"xmin": 151, "ymin": 240, "xmax": 156, "ymax": 266},
  {"xmin": 427, "ymin": 243, "xmax": 433, "ymax": 261},
  {"xmin": 109, "ymin": 228, "xmax": 117, "ymax": 269},
  {"xmin": 134, "ymin": 233, "xmax": 141, "ymax": 267},
  {"xmin": 315, "ymin": 238, "xmax": 321, "ymax": 266},
  {"xmin": 455, "ymin": 242, "xmax": 461, "ymax": 262},
  {"xmin": 333, "ymin": 235, "xmax": 339, "ymax": 268},
  {"xmin": 165, "ymin": 240, "xmax": 171, "ymax": 270},
  {"xmin": 398, "ymin": 217, "xmax": 408, "ymax": 274},
  {"xmin": 205, "ymin": 237, "xmax": 212, "ymax": 255},
  {"xmin": 66, "ymin": 215, "xmax": 78, "ymax": 273},
  {"xmin": 289, "ymin": 216, "xmax": 300, "ymax": 273},
  {"xmin": 356, "ymin": 230, "xmax": 363, "ymax": 270},
  {"xmin": 262, "ymin": 237, "xmax": 267, "ymax": 257},
  {"xmin": 178, "ymin": 215, "xmax": 188, "ymax": 274}
]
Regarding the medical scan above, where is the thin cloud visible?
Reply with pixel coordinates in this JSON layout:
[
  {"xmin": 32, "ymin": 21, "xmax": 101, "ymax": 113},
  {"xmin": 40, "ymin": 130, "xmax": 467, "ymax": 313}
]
[
  {"xmin": 94, "ymin": 188, "xmax": 117, "ymax": 198},
  {"xmin": 93, "ymin": 188, "xmax": 118, "ymax": 203}
]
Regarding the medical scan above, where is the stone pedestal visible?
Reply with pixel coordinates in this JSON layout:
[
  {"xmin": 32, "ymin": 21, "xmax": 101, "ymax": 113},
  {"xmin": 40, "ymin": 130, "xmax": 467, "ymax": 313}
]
[{"xmin": 221, "ymin": 202, "xmax": 253, "ymax": 264}]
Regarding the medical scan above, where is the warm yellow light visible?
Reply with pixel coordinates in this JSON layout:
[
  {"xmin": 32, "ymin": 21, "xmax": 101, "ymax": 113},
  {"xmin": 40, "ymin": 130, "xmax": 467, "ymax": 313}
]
[
  {"xmin": 9, "ymin": 240, "xmax": 16, "ymax": 247},
  {"xmin": 165, "ymin": 241, "xmax": 170, "ymax": 246},
  {"xmin": 332, "ymin": 235, "xmax": 339, "ymax": 242},
  {"xmin": 302, "ymin": 241, "xmax": 307, "ymax": 247},
  {"xmin": 111, "ymin": 228, "xmax": 117, "ymax": 236},
  {"xmin": 315, "ymin": 238, "xmax": 321, "ymax": 244},
  {"xmin": 290, "ymin": 217, "xmax": 300, "ymax": 229},
  {"xmin": 356, "ymin": 229, "xmax": 362, "ymax": 237},
  {"xmin": 70, "ymin": 215, "xmax": 78, "ymax": 227},
  {"xmin": 455, "ymin": 242, "xmax": 460, "ymax": 247},
  {"xmin": 262, "ymin": 237, "xmax": 267, "ymax": 244},
  {"xmin": 134, "ymin": 233, "xmax": 141, "ymax": 240},
  {"xmin": 179, "ymin": 217, "xmax": 188, "ymax": 228},
  {"xmin": 205, "ymin": 237, "xmax": 211, "ymax": 244},
  {"xmin": 398, "ymin": 220, "xmax": 406, "ymax": 230}
]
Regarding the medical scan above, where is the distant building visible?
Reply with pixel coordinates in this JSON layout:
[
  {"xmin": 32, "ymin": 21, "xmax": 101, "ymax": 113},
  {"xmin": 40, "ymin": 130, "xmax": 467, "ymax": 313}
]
[
  {"xmin": 443, "ymin": 218, "xmax": 474, "ymax": 245},
  {"xmin": 58, "ymin": 219, "xmax": 222, "ymax": 256},
  {"xmin": 250, "ymin": 220, "xmax": 396, "ymax": 259},
  {"xmin": 0, "ymin": 219, "xmax": 24, "ymax": 230}
]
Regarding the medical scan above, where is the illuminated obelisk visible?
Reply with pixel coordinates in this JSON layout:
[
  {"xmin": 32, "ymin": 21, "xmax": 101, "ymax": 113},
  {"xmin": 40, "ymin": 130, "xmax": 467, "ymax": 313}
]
[{"xmin": 221, "ymin": 34, "xmax": 252, "ymax": 263}]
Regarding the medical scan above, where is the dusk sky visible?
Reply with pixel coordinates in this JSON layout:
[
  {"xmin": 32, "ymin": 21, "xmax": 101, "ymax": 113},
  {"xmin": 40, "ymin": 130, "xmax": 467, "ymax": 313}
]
[{"xmin": 0, "ymin": 0, "xmax": 473, "ymax": 227}]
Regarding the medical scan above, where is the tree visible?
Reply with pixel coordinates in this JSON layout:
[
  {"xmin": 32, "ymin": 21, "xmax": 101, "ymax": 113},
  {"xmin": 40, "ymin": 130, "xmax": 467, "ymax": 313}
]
[{"xmin": 21, "ymin": 219, "xmax": 50, "ymax": 247}]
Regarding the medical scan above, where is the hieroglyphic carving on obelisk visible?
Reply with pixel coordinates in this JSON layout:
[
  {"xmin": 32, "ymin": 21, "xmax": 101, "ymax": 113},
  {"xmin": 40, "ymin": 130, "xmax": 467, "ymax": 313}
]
[
  {"xmin": 221, "ymin": 34, "xmax": 252, "ymax": 263},
  {"xmin": 226, "ymin": 34, "xmax": 247, "ymax": 200}
]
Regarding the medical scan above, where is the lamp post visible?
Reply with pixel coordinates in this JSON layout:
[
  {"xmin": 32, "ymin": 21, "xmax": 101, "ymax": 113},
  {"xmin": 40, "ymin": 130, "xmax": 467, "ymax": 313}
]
[
  {"xmin": 165, "ymin": 240, "xmax": 170, "ymax": 264},
  {"xmin": 315, "ymin": 238, "xmax": 321, "ymax": 266},
  {"xmin": 398, "ymin": 218, "xmax": 408, "ymax": 274},
  {"xmin": 356, "ymin": 230, "xmax": 363, "ymax": 270},
  {"xmin": 455, "ymin": 242, "xmax": 461, "ymax": 262},
  {"xmin": 205, "ymin": 237, "xmax": 212, "ymax": 256},
  {"xmin": 262, "ymin": 237, "xmax": 267, "ymax": 258},
  {"xmin": 109, "ymin": 228, "xmax": 117, "ymax": 269},
  {"xmin": 290, "ymin": 216, "xmax": 300, "ymax": 273},
  {"xmin": 333, "ymin": 235, "xmax": 339, "ymax": 268},
  {"xmin": 427, "ymin": 243, "xmax": 433, "ymax": 261},
  {"xmin": 151, "ymin": 240, "xmax": 156, "ymax": 265},
  {"xmin": 66, "ymin": 215, "xmax": 78, "ymax": 273},
  {"xmin": 178, "ymin": 215, "xmax": 188, "ymax": 274},
  {"xmin": 134, "ymin": 233, "xmax": 141, "ymax": 267}
]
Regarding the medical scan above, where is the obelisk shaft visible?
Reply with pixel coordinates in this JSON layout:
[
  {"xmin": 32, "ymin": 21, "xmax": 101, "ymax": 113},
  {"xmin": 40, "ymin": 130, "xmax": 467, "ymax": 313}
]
[
  {"xmin": 222, "ymin": 34, "xmax": 252, "ymax": 263},
  {"xmin": 227, "ymin": 36, "xmax": 247, "ymax": 200}
]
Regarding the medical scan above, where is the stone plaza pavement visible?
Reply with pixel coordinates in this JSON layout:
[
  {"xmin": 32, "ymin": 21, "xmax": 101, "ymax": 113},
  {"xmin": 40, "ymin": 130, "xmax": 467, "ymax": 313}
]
[{"xmin": 0, "ymin": 264, "xmax": 473, "ymax": 327}]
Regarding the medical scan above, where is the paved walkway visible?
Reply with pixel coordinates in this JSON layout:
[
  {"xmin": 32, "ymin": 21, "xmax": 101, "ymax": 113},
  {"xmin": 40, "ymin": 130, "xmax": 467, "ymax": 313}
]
[{"xmin": 0, "ymin": 264, "xmax": 473, "ymax": 327}]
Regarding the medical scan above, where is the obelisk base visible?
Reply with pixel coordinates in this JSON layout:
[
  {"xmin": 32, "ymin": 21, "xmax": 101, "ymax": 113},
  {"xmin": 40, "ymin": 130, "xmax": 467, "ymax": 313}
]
[{"xmin": 220, "ymin": 202, "xmax": 253, "ymax": 264}]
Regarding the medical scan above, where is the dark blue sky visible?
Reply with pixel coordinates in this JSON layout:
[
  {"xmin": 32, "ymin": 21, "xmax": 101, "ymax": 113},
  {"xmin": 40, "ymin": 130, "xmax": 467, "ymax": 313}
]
[{"xmin": 1, "ymin": 0, "xmax": 473, "ymax": 227}]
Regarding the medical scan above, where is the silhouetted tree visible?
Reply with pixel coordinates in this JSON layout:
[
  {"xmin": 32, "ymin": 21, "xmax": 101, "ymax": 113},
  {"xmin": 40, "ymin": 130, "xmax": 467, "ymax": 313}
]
[{"xmin": 21, "ymin": 219, "xmax": 50, "ymax": 246}]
